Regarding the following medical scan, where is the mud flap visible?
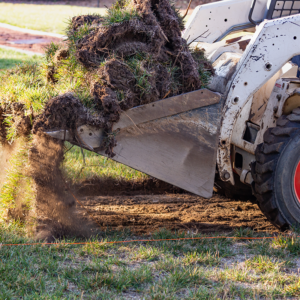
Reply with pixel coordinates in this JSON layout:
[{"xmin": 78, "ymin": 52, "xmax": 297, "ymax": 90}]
[{"xmin": 99, "ymin": 89, "xmax": 222, "ymax": 198}]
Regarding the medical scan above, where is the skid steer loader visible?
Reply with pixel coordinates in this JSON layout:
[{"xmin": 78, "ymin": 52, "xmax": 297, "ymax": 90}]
[{"xmin": 47, "ymin": 0, "xmax": 300, "ymax": 230}]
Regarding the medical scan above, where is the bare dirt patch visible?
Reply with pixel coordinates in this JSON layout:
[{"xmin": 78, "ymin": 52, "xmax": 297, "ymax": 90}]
[
  {"xmin": 0, "ymin": 26, "xmax": 62, "ymax": 53},
  {"xmin": 77, "ymin": 193, "xmax": 279, "ymax": 234}
]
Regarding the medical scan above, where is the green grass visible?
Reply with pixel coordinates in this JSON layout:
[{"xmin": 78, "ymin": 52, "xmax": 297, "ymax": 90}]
[
  {"xmin": 0, "ymin": 48, "xmax": 42, "ymax": 70},
  {"xmin": 1, "ymin": 225, "xmax": 300, "ymax": 299},
  {"xmin": 0, "ymin": 139, "xmax": 35, "ymax": 221},
  {"xmin": 0, "ymin": 62, "xmax": 57, "ymax": 114},
  {"xmin": 245, "ymin": 255, "xmax": 284, "ymax": 274},
  {"xmin": 63, "ymin": 143, "xmax": 147, "ymax": 183},
  {"xmin": 103, "ymin": 0, "xmax": 140, "ymax": 27},
  {"xmin": 0, "ymin": 3, "xmax": 106, "ymax": 34},
  {"xmin": 0, "ymin": 44, "xmax": 92, "ymax": 115}
]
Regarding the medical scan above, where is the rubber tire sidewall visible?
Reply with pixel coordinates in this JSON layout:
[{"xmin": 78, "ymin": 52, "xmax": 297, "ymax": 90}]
[{"xmin": 275, "ymin": 133, "xmax": 300, "ymax": 226}]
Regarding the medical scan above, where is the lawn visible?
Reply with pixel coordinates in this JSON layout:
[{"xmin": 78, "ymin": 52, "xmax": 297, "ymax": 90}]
[
  {"xmin": 0, "ymin": 48, "xmax": 42, "ymax": 70},
  {"xmin": 63, "ymin": 142, "xmax": 147, "ymax": 183},
  {"xmin": 0, "ymin": 3, "xmax": 106, "ymax": 34},
  {"xmin": 1, "ymin": 224, "xmax": 300, "ymax": 299}
]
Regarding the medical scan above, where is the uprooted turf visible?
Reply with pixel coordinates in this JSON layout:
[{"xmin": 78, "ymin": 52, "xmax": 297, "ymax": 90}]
[
  {"xmin": 0, "ymin": 0, "xmax": 213, "ymax": 147},
  {"xmin": 34, "ymin": 0, "xmax": 213, "ymax": 156}
]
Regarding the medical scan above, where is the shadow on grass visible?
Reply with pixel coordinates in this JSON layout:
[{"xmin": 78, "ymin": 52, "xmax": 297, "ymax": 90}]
[
  {"xmin": 73, "ymin": 176, "xmax": 185, "ymax": 196},
  {"xmin": 0, "ymin": 58, "xmax": 28, "ymax": 70}
]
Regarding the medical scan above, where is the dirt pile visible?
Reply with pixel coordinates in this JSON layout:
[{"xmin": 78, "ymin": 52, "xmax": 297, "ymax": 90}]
[
  {"xmin": 0, "ymin": 0, "xmax": 213, "ymax": 155},
  {"xmin": 35, "ymin": 0, "xmax": 213, "ymax": 156}
]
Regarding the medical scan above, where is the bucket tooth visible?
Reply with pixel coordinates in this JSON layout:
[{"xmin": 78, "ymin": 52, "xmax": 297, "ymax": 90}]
[{"xmin": 76, "ymin": 125, "xmax": 104, "ymax": 150}]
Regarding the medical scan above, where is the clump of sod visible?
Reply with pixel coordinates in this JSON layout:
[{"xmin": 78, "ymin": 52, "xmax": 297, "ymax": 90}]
[{"xmin": 0, "ymin": 0, "xmax": 213, "ymax": 237}]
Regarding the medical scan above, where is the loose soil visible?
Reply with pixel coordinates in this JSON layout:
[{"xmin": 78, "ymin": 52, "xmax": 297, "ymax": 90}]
[
  {"xmin": 0, "ymin": 26, "xmax": 62, "ymax": 53},
  {"xmin": 77, "ymin": 192, "xmax": 279, "ymax": 235}
]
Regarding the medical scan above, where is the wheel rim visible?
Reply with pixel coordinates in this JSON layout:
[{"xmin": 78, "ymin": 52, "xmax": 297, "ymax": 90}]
[{"xmin": 294, "ymin": 159, "xmax": 300, "ymax": 202}]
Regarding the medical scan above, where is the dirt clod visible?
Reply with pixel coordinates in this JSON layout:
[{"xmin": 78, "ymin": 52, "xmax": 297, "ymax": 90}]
[
  {"xmin": 53, "ymin": 48, "xmax": 69, "ymax": 63},
  {"xmin": 33, "ymin": 93, "xmax": 104, "ymax": 133}
]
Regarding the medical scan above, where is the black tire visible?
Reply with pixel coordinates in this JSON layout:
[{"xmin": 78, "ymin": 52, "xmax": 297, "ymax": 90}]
[{"xmin": 251, "ymin": 107, "xmax": 300, "ymax": 230}]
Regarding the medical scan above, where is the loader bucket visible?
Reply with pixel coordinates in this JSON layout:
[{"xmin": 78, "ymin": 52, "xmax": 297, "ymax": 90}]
[{"xmin": 99, "ymin": 89, "xmax": 222, "ymax": 198}]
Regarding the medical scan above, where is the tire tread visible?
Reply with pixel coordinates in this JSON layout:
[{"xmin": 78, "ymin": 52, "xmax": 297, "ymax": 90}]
[{"xmin": 251, "ymin": 112, "xmax": 300, "ymax": 230}]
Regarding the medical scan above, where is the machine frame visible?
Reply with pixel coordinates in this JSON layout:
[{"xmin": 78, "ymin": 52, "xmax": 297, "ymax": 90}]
[{"xmin": 184, "ymin": 0, "xmax": 300, "ymax": 186}]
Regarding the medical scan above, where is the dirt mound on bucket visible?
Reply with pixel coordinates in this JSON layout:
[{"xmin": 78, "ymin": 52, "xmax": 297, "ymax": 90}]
[
  {"xmin": 0, "ymin": 0, "xmax": 213, "ymax": 157},
  {"xmin": 34, "ymin": 0, "xmax": 213, "ymax": 156}
]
